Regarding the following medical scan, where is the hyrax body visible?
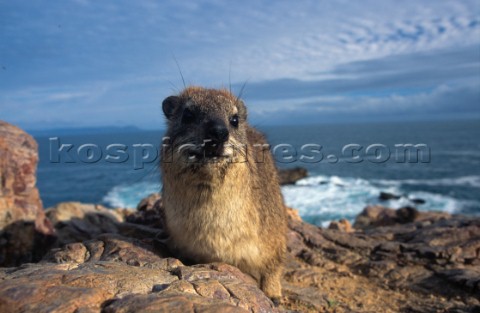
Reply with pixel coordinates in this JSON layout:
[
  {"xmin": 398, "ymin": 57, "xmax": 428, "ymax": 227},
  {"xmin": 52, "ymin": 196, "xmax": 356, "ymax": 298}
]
[{"xmin": 160, "ymin": 86, "xmax": 287, "ymax": 300}]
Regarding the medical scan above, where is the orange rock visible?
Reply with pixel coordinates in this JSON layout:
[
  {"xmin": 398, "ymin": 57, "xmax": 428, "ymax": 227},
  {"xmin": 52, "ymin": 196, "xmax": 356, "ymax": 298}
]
[
  {"xmin": 328, "ymin": 219, "xmax": 353, "ymax": 232},
  {"xmin": 286, "ymin": 207, "xmax": 302, "ymax": 222},
  {"xmin": 0, "ymin": 121, "xmax": 55, "ymax": 266}
]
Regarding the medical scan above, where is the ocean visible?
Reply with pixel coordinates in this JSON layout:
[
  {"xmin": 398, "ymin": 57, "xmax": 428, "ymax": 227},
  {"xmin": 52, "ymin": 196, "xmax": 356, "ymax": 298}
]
[{"xmin": 35, "ymin": 119, "xmax": 480, "ymax": 226}]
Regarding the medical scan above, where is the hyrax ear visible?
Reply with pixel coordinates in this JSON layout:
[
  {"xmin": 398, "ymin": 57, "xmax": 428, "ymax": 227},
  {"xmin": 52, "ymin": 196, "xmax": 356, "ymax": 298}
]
[
  {"xmin": 162, "ymin": 96, "xmax": 180, "ymax": 120},
  {"xmin": 237, "ymin": 100, "xmax": 248, "ymax": 119}
]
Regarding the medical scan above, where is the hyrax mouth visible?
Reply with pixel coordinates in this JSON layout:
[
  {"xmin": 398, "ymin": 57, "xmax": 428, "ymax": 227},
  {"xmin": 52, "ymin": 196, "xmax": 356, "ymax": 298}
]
[
  {"xmin": 204, "ymin": 141, "xmax": 226, "ymax": 158},
  {"xmin": 187, "ymin": 141, "xmax": 230, "ymax": 162}
]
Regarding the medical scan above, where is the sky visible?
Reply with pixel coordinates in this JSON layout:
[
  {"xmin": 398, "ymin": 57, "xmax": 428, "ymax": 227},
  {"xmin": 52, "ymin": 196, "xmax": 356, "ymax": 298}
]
[{"xmin": 0, "ymin": 0, "xmax": 479, "ymax": 130}]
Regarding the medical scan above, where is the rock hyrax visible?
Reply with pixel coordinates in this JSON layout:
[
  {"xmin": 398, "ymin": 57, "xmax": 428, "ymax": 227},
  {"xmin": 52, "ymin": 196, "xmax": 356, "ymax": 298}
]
[{"xmin": 160, "ymin": 86, "xmax": 287, "ymax": 300}]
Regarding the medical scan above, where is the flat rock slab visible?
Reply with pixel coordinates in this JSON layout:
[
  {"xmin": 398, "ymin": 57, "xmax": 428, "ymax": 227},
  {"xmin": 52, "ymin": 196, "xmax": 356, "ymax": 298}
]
[
  {"xmin": 0, "ymin": 234, "xmax": 277, "ymax": 313},
  {"xmin": 284, "ymin": 211, "xmax": 480, "ymax": 312}
]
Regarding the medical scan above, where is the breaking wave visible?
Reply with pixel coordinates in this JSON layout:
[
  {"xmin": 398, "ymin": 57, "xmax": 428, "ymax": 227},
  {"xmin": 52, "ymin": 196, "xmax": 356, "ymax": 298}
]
[
  {"xmin": 102, "ymin": 181, "xmax": 161, "ymax": 208},
  {"xmin": 102, "ymin": 175, "xmax": 479, "ymax": 226}
]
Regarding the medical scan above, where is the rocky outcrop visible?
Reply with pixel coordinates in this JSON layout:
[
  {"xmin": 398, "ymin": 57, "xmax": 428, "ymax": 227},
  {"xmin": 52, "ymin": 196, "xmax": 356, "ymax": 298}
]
[
  {"xmin": 277, "ymin": 167, "xmax": 308, "ymax": 185},
  {"xmin": 0, "ymin": 121, "xmax": 55, "ymax": 266},
  {"xmin": 0, "ymin": 234, "xmax": 275, "ymax": 313},
  {"xmin": 327, "ymin": 218, "xmax": 353, "ymax": 232},
  {"xmin": 1, "ymin": 199, "xmax": 478, "ymax": 313},
  {"xmin": 379, "ymin": 191, "xmax": 402, "ymax": 201},
  {"xmin": 353, "ymin": 205, "xmax": 451, "ymax": 229},
  {"xmin": 0, "ymin": 198, "xmax": 280, "ymax": 312},
  {"xmin": 286, "ymin": 208, "xmax": 480, "ymax": 312},
  {"xmin": 44, "ymin": 202, "xmax": 127, "ymax": 247}
]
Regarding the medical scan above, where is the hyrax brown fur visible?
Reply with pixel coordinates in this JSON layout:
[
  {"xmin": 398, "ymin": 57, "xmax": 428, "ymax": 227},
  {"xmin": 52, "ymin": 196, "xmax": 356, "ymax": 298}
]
[{"xmin": 160, "ymin": 86, "xmax": 287, "ymax": 300}]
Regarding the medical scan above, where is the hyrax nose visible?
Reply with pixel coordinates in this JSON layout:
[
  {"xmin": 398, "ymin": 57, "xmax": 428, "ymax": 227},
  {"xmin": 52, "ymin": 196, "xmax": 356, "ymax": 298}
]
[{"xmin": 207, "ymin": 120, "xmax": 229, "ymax": 143}]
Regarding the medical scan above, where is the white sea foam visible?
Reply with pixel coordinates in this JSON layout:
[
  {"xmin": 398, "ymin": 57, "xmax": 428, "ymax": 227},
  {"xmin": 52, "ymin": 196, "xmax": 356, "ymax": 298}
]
[
  {"xmin": 282, "ymin": 175, "xmax": 399, "ymax": 223},
  {"xmin": 102, "ymin": 181, "xmax": 161, "ymax": 208},
  {"xmin": 102, "ymin": 175, "xmax": 477, "ymax": 226},
  {"xmin": 373, "ymin": 175, "xmax": 480, "ymax": 188},
  {"xmin": 283, "ymin": 175, "xmax": 474, "ymax": 224}
]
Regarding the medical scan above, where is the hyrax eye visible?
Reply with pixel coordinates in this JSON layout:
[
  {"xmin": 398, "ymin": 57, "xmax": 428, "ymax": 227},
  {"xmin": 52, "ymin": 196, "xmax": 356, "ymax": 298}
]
[
  {"xmin": 230, "ymin": 114, "xmax": 239, "ymax": 127},
  {"xmin": 182, "ymin": 108, "xmax": 195, "ymax": 124}
]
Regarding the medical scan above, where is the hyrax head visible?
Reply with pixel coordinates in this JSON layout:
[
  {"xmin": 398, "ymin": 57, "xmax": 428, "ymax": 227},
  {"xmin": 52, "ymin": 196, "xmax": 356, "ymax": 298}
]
[{"xmin": 162, "ymin": 87, "xmax": 248, "ymax": 163}]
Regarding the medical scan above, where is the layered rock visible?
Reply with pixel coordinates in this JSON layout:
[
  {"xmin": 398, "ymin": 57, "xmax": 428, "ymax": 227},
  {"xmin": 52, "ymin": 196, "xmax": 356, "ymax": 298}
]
[
  {"xmin": 0, "ymin": 260, "xmax": 272, "ymax": 312},
  {"xmin": 286, "ymin": 207, "xmax": 480, "ymax": 312},
  {"xmin": 1, "ymin": 233, "xmax": 277, "ymax": 312},
  {"xmin": 45, "ymin": 202, "xmax": 125, "ymax": 246},
  {"xmin": 0, "ymin": 121, "xmax": 55, "ymax": 266}
]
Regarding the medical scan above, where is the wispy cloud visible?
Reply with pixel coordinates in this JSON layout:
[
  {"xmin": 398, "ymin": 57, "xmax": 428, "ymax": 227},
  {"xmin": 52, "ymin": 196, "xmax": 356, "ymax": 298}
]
[
  {"xmin": 240, "ymin": 45, "xmax": 480, "ymax": 101},
  {"xmin": 250, "ymin": 84, "xmax": 480, "ymax": 124},
  {"xmin": 0, "ymin": 0, "xmax": 478, "ymax": 129}
]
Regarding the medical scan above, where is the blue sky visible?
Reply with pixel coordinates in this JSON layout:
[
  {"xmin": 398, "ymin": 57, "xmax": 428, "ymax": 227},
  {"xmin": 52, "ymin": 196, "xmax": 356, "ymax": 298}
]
[{"xmin": 0, "ymin": 0, "xmax": 479, "ymax": 130}]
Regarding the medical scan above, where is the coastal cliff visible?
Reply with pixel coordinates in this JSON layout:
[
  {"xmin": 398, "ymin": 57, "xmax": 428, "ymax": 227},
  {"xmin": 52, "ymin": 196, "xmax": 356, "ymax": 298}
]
[{"xmin": 0, "ymin": 121, "xmax": 478, "ymax": 313}]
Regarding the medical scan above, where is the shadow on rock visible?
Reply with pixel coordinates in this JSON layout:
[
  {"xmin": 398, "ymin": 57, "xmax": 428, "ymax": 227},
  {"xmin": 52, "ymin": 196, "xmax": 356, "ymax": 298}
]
[{"xmin": 0, "ymin": 220, "xmax": 56, "ymax": 266}]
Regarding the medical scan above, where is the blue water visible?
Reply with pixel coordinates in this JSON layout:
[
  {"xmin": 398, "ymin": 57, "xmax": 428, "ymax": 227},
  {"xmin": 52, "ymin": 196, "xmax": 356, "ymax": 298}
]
[{"xmin": 35, "ymin": 119, "xmax": 480, "ymax": 226}]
